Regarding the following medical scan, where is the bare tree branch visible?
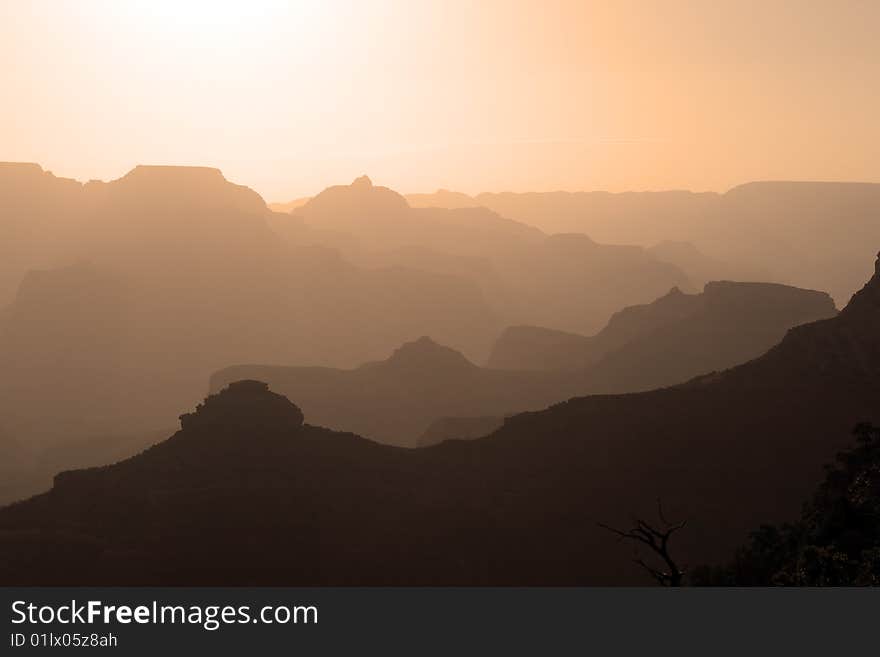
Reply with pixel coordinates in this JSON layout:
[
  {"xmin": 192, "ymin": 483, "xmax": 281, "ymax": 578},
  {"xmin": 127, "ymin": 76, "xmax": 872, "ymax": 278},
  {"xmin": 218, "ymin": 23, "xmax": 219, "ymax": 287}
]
[{"xmin": 598, "ymin": 500, "xmax": 688, "ymax": 586}]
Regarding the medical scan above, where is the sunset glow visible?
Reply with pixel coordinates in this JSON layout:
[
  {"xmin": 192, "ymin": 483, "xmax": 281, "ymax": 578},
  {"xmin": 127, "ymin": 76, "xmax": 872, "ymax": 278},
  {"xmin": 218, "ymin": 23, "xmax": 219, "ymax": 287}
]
[
  {"xmin": 3, "ymin": 0, "xmax": 880, "ymax": 611},
  {"xmin": 3, "ymin": 1, "xmax": 879, "ymax": 199}
]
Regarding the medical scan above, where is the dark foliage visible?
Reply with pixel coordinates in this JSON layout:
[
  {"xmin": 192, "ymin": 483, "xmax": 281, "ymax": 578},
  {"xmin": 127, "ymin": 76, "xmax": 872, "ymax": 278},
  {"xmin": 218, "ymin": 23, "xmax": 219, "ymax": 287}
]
[{"xmin": 693, "ymin": 423, "xmax": 880, "ymax": 585}]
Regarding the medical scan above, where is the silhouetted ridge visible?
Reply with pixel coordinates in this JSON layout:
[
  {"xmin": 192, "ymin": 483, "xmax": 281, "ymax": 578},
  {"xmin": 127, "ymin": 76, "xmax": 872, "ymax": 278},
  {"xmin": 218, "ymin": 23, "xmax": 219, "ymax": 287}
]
[
  {"xmin": 0, "ymin": 256, "xmax": 878, "ymax": 585},
  {"xmin": 701, "ymin": 279, "xmax": 833, "ymax": 305},
  {"xmin": 50, "ymin": 381, "xmax": 307, "ymax": 495},
  {"xmin": 179, "ymin": 380, "xmax": 304, "ymax": 432},
  {"xmin": 840, "ymin": 251, "xmax": 880, "ymax": 316},
  {"xmin": 723, "ymin": 180, "xmax": 880, "ymax": 198},
  {"xmin": 210, "ymin": 336, "xmax": 575, "ymax": 446},
  {"xmin": 104, "ymin": 165, "xmax": 268, "ymax": 215},
  {"xmin": 471, "ymin": 183, "xmax": 880, "ymax": 306},
  {"xmin": 380, "ymin": 336, "xmax": 478, "ymax": 372},
  {"xmin": 301, "ymin": 174, "xmax": 410, "ymax": 221},
  {"xmin": 599, "ymin": 284, "xmax": 700, "ymax": 338},
  {"xmin": 743, "ymin": 251, "xmax": 879, "ymax": 380},
  {"xmin": 123, "ymin": 164, "xmax": 225, "ymax": 181},
  {"xmin": 488, "ymin": 279, "xmax": 836, "ymax": 378},
  {"xmin": 0, "ymin": 165, "xmax": 503, "ymax": 470},
  {"xmin": 0, "ymin": 162, "xmax": 53, "ymax": 177},
  {"xmin": 271, "ymin": 174, "xmax": 689, "ymax": 339}
]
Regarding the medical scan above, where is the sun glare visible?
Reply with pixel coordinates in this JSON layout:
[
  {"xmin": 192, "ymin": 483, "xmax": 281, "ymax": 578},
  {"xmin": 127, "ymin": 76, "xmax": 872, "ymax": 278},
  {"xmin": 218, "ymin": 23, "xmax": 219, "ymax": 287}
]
[{"xmin": 112, "ymin": 0, "xmax": 316, "ymax": 44}]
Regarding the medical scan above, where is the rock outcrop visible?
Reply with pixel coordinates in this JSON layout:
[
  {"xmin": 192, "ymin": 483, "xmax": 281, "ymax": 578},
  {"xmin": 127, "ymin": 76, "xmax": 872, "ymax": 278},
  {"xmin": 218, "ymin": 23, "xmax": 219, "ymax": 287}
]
[{"xmin": 179, "ymin": 380, "xmax": 304, "ymax": 432}]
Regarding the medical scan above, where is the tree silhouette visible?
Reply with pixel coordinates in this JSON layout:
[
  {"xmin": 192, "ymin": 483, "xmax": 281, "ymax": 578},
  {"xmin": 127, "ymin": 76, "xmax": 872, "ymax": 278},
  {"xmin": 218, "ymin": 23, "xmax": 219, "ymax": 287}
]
[
  {"xmin": 693, "ymin": 422, "xmax": 880, "ymax": 585},
  {"xmin": 599, "ymin": 499, "xmax": 687, "ymax": 586}
]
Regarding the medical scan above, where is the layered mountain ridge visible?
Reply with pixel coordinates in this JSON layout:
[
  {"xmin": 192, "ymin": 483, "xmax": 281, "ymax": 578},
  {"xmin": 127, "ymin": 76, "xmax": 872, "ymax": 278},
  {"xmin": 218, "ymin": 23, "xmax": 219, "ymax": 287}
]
[
  {"xmin": 489, "ymin": 280, "xmax": 835, "ymax": 386},
  {"xmin": 213, "ymin": 278, "xmax": 837, "ymax": 445},
  {"xmin": 0, "ymin": 165, "xmax": 499, "ymax": 466},
  {"xmin": 407, "ymin": 182, "xmax": 880, "ymax": 305},
  {"xmin": 211, "ymin": 336, "xmax": 577, "ymax": 446},
  {"xmin": 0, "ymin": 253, "xmax": 877, "ymax": 585},
  {"xmin": 273, "ymin": 174, "xmax": 690, "ymax": 336}
]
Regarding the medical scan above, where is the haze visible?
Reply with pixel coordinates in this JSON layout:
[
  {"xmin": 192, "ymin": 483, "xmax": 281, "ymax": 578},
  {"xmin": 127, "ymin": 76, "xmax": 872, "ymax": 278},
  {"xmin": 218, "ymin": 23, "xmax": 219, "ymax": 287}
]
[
  {"xmin": 2, "ymin": 0, "xmax": 879, "ymax": 199},
  {"xmin": 3, "ymin": 0, "xmax": 880, "ymax": 590}
]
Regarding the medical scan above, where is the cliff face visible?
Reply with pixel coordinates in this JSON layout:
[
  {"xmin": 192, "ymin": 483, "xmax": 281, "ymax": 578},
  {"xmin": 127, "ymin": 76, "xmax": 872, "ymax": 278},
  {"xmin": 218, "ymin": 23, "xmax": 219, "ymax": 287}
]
[
  {"xmin": 489, "ymin": 286, "xmax": 701, "ymax": 371},
  {"xmin": 488, "ymin": 279, "xmax": 836, "ymax": 389},
  {"xmin": 579, "ymin": 280, "xmax": 837, "ymax": 394},
  {"xmin": 732, "ymin": 251, "xmax": 880, "ymax": 382},
  {"xmin": 842, "ymin": 250, "xmax": 880, "ymax": 317}
]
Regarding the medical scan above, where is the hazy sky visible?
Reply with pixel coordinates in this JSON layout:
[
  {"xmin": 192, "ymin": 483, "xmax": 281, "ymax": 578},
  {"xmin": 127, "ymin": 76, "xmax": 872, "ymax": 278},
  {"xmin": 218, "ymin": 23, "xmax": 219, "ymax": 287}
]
[{"xmin": 2, "ymin": 0, "xmax": 878, "ymax": 199}]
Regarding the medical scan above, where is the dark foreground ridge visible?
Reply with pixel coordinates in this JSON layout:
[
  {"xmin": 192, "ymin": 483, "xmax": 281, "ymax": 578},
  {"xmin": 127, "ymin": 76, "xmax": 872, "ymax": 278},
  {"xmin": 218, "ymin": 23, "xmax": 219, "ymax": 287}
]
[{"xmin": 0, "ymin": 254, "xmax": 878, "ymax": 585}]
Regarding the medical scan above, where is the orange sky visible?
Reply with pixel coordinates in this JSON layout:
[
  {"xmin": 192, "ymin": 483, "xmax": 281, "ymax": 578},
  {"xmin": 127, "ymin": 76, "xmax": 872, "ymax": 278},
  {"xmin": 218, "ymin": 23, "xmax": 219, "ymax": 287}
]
[{"xmin": 2, "ymin": 0, "xmax": 878, "ymax": 199}]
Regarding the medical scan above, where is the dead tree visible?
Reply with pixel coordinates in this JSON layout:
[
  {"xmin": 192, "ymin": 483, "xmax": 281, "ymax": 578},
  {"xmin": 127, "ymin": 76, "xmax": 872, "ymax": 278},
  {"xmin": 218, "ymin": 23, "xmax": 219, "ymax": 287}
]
[{"xmin": 598, "ymin": 499, "xmax": 687, "ymax": 586}]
